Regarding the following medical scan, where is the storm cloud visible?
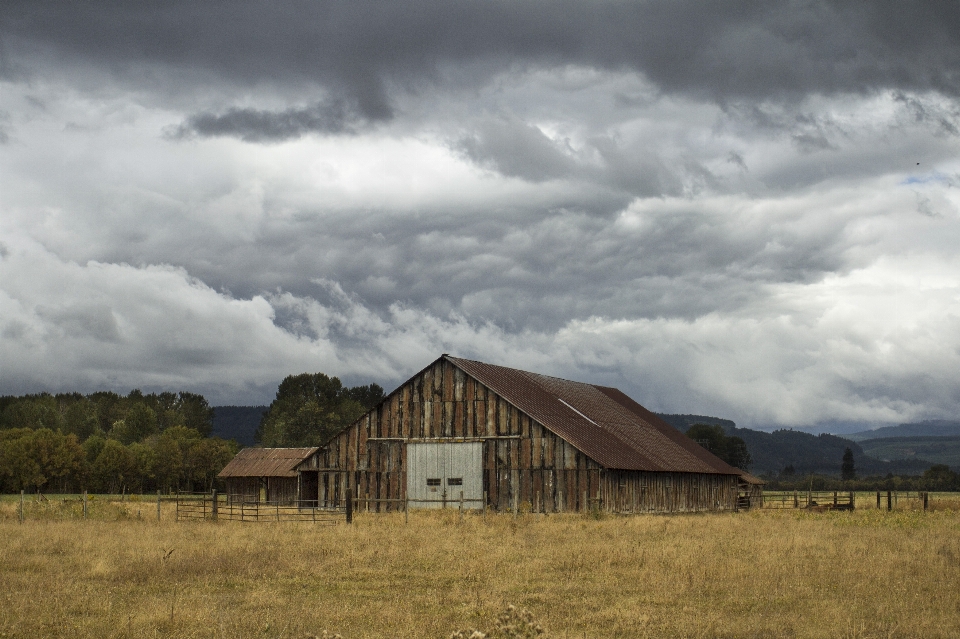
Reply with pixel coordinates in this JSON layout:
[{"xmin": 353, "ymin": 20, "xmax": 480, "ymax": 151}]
[{"xmin": 2, "ymin": 1, "xmax": 959, "ymax": 431}]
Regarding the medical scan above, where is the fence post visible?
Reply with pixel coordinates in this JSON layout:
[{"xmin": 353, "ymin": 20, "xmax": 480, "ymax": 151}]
[
  {"xmin": 405, "ymin": 496, "xmax": 409, "ymax": 525},
  {"xmin": 19, "ymin": 490, "xmax": 24, "ymax": 524},
  {"xmin": 794, "ymin": 490, "xmax": 798, "ymax": 508},
  {"xmin": 923, "ymin": 492, "xmax": 929, "ymax": 511},
  {"xmin": 876, "ymin": 491, "xmax": 881, "ymax": 509},
  {"xmin": 849, "ymin": 491, "xmax": 855, "ymax": 510},
  {"xmin": 157, "ymin": 491, "xmax": 161, "ymax": 522},
  {"xmin": 886, "ymin": 490, "xmax": 892, "ymax": 511},
  {"xmin": 211, "ymin": 489, "xmax": 218, "ymax": 522},
  {"xmin": 483, "ymin": 490, "xmax": 487, "ymax": 521},
  {"xmin": 345, "ymin": 490, "xmax": 353, "ymax": 524},
  {"xmin": 459, "ymin": 491, "xmax": 464, "ymax": 522},
  {"xmin": 83, "ymin": 490, "xmax": 88, "ymax": 519}
]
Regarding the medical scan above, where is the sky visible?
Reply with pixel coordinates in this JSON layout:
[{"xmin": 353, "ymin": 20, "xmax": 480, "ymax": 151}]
[{"xmin": 1, "ymin": 1, "xmax": 959, "ymax": 432}]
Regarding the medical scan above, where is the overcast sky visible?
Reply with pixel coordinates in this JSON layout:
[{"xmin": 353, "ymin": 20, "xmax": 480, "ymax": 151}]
[{"xmin": 2, "ymin": 1, "xmax": 959, "ymax": 431}]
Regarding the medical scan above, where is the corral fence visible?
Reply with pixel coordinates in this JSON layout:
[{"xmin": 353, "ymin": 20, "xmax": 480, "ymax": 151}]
[
  {"xmin": 763, "ymin": 490, "xmax": 936, "ymax": 511},
  {"xmin": 175, "ymin": 491, "xmax": 351, "ymax": 524},
  {"xmin": 869, "ymin": 490, "xmax": 932, "ymax": 511},
  {"xmin": 763, "ymin": 490, "xmax": 856, "ymax": 511}
]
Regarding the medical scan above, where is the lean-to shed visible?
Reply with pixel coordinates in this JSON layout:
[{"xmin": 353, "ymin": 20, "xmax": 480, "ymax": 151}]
[
  {"xmin": 309, "ymin": 355, "xmax": 760, "ymax": 513},
  {"xmin": 217, "ymin": 447, "xmax": 322, "ymax": 505}
]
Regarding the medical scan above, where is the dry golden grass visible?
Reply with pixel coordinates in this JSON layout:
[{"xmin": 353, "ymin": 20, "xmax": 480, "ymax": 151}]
[{"xmin": 1, "ymin": 500, "xmax": 959, "ymax": 638}]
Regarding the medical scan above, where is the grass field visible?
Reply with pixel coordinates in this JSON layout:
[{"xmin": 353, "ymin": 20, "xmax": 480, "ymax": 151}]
[{"xmin": 2, "ymin": 497, "xmax": 959, "ymax": 638}]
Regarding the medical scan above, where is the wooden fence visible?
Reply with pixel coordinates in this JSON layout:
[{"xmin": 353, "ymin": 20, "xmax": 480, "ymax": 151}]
[
  {"xmin": 175, "ymin": 491, "xmax": 350, "ymax": 524},
  {"xmin": 763, "ymin": 490, "xmax": 855, "ymax": 510}
]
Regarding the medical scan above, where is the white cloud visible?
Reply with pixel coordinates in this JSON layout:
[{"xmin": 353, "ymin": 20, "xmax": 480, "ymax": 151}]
[
  {"xmin": 3, "ymin": 234, "xmax": 958, "ymax": 427},
  {"xmin": 2, "ymin": 11, "xmax": 960, "ymax": 432}
]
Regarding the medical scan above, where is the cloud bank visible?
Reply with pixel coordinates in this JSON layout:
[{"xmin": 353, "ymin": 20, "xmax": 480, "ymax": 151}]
[{"xmin": 2, "ymin": 1, "xmax": 959, "ymax": 430}]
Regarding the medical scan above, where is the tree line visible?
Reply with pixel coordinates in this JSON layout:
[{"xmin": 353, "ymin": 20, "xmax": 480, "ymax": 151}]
[{"xmin": 0, "ymin": 390, "xmax": 236, "ymax": 494}]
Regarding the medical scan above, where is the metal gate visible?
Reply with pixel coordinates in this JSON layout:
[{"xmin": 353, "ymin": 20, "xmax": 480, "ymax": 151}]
[{"xmin": 406, "ymin": 442, "xmax": 483, "ymax": 509}]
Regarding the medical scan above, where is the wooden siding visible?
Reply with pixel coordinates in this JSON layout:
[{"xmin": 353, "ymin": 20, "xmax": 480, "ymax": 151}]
[
  {"xmin": 316, "ymin": 358, "xmax": 738, "ymax": 513},
  {"xmin": 601, "ymin": 470, "xmax": 737, "ymax": 513},
  {"xmin": 265, "ymin": 477, "xmax": 299, "ymax": 504},
  {"xmin": 225, "ymin": 477, "xmax": 260, "ymax": 504}
]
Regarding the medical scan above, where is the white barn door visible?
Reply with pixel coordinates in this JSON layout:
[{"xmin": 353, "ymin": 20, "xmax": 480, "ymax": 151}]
[{"xmin": 406, "ymin": 442, "xmax": 483, "ymax": 509}]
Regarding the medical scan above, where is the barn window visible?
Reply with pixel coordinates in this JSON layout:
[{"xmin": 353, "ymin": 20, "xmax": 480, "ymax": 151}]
[
  {"xmin": 426, "ymin": 478, "xmax": 441, "ymax": 486},
  {"xmin": 447, "ymin": 477, "xmax": 463, "ymax": 486}
]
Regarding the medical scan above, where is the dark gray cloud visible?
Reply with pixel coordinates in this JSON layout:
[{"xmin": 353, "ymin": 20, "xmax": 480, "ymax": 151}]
[
  {"xmin": 3, "ymin": 1, "xmax": 960, "ymax": 427},
  {"xmin": 4, "ymin": 1, "xmax": 960, "ymax": 118},
  {"xmin": 455, "ymin": 118, "xmax": 576, "ymax": 182},
  {"xmin": 170, "ymin": 98, "xmax": 372, "ymax": 141}
]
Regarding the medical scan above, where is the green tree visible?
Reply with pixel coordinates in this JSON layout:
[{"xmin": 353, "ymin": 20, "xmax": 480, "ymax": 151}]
[
  {"xmin": 92, "ymin": 439, "xmax": 136, "ymax": 494},
  {"xmin": 178, "ymin": 392, "xmax": 214, "ymax": 436},
  {"xmin": 841, "ymin": 447, "xmax": 856, "ymax": 481},
  {"xmin": 922, "ymin": 464, "xmax": 959, "ymax": 491},
  {"xmin": 686, "ymin": 423, "xmax": 753, "ymax": 471},
  {"xmin": 257, "ymin": 373, "xmax": 382, "ymax": 447},
  {"xmin": 129, "ymin": 442, "xmax": 158, "ymax": 492},
  {"xmin": 153, "ymin": 435, "xmax": 184, "ymax": 492},
  {"xmin": 64, "ymin": 399, "xmax": 99, "ymax": 440},
  {"xmin": 186, "ymin": 437, "xmax": 238, "ymax": 490},
  {"xmin": 107, "ymin": 419, "xmax": 136, "ymax": 445},
  {"xmin": 0, "ymin": 429, "xmax": 43, "ymax": 491},
  {"xmin": 125, "ymin": 402, "xmax": 158, "ymax": 441},
  {"xmin": 29, "ymin": 428, "xmax": 84, "ymax": 492}
]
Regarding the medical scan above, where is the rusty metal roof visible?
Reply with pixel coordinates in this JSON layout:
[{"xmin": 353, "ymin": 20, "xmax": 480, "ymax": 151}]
[
  {"xmin": 217, "ymin": 447, "xmax": 319, "ymax": 478},
  {"xmin": 446, "ymin": 356, "xmax": 743, "ymax": 476}
]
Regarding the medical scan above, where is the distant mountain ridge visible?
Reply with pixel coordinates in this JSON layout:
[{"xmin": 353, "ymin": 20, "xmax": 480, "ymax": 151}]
[
  {"xmin": 846, "ymin": 420, "xmax": 960, "ymax": 442},
  {"xmin": 656, "ymin": 413, "xmax": 944, "ymax": 476},
  {"xmin": 211, "ymin": 406, "xmax": 267, "ymax": 446}
]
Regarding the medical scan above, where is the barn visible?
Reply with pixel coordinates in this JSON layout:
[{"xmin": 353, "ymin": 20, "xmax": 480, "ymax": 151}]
[
  {"xmin": 307, "ymin": 354, "xmax": 761, "ymax": 513},
  {"xmin": 218, "ymin": 447, "xmax": 325, "ymax": 505}
]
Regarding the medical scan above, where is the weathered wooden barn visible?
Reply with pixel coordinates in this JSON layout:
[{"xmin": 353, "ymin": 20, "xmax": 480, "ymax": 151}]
[
  {"xmin": 306, "ymin": 355, "xmax": 761, "ymax": 513},
  {"xmin": 218, "ymin": 447, "xmax": 325, "ymax": 505}
]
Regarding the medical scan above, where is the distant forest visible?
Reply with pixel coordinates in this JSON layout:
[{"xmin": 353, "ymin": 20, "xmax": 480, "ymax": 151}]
[
  {"xmin": 0, "ymin": 390, "xmax": 236, "ymax": 494},
  {"xmin": 1, "ymin": 373, "xmax": 386, "ymax": 495}
]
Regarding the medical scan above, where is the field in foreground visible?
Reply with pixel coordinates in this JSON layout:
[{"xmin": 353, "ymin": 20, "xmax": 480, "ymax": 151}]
[{"xmin": 1, "ymin": 501, "xmax": 959, "ymax": 639}]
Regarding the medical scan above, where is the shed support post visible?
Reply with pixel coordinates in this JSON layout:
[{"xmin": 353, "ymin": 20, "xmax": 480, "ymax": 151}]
[{"xmin": 887, "ymin": 491, "xmax": 892, "ymax": 511}]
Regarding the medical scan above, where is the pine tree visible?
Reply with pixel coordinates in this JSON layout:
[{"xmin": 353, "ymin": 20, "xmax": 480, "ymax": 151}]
[{"xmin": 841, "ymin": 447, "xmax": 856, "ymax": 481}]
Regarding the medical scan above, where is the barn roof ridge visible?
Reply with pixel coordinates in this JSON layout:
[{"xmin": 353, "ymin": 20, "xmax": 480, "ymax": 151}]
[{"xmin": 442, "ymin": 355, "xmax": 743, "ymax": 476}]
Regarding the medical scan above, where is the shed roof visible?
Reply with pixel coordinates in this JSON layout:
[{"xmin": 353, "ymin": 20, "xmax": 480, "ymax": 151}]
[
  {"xmin": 445, "ymin": 355, "xmax": 744, "ymax": 476},
  {"xmin": 217, "ymin": 447, "xmax": 318, "ymax": 478}
]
